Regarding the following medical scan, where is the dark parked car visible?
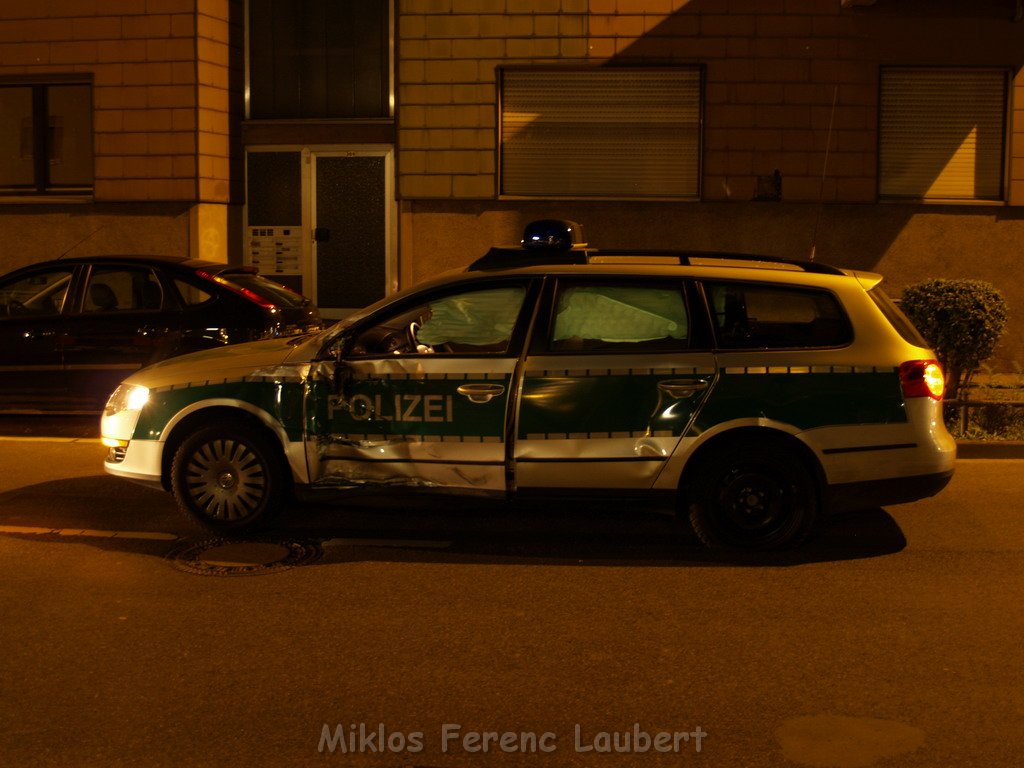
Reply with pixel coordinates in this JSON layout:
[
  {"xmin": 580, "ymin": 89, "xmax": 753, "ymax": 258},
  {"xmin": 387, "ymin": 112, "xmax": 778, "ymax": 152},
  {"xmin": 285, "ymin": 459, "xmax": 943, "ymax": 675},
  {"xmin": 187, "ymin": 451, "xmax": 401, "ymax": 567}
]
[{"xmin": 0, "ymin": 255, "xmax": 321, "ymax": 412}]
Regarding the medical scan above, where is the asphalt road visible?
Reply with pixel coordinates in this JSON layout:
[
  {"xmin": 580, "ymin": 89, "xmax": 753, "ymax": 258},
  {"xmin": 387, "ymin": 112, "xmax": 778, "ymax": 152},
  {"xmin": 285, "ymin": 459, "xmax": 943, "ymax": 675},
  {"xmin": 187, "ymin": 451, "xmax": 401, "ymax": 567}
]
[{"xmin": 0, "ymin": 421, "xmax": 1021, "ymax": 767}]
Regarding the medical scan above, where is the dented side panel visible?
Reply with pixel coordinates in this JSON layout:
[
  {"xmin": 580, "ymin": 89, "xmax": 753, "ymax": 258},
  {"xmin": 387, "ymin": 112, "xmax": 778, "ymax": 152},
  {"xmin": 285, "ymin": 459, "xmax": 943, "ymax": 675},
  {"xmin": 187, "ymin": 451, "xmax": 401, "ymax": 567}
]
[
  {"xmin": 514, "ymin": 353, "xmax": 720, "ymax": 490},
  {"xmin": 306, "ymin": 357, "xmax": 517, "ymax": 492}
]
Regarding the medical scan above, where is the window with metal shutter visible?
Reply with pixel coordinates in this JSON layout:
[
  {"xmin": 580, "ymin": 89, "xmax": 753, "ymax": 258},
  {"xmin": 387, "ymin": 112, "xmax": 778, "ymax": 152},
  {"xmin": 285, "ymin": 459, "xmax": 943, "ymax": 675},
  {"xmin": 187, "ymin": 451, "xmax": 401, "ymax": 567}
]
[
  {"xmin": 879, "ymin": 68, "xmax": 1007, "ymax": 201},
  {"xmin": 500, "ymin": 69, "xmax": 702, "ymax": 199}
]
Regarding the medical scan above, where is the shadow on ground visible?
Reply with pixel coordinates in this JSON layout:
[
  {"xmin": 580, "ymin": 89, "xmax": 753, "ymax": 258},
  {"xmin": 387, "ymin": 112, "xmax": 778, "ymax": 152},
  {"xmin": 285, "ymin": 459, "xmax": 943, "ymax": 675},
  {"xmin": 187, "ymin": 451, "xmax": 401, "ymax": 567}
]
[{"xmin": 0, "ymin": 475, "xmax": 907, "ymax": 570}]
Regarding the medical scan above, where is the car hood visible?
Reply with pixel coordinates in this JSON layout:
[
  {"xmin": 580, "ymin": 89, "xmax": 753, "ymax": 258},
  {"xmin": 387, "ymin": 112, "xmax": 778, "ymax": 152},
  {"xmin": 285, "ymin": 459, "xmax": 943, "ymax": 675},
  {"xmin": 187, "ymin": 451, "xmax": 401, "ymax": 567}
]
[{"xmin": 118, "ymin": 336, "xmax": 314, "ymax": 390}]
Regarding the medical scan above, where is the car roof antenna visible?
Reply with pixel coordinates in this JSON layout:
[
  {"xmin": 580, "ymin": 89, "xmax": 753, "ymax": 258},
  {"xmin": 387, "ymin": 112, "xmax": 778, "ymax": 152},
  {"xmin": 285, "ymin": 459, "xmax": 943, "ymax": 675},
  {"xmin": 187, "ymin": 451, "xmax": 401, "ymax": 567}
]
[
  {"xmin": 57, "ymin": 225, "xmax": 105, "ymax": 260},
  {"xmin": 809, "ymin": 85, "xmax": 838, "ymax": 262}
]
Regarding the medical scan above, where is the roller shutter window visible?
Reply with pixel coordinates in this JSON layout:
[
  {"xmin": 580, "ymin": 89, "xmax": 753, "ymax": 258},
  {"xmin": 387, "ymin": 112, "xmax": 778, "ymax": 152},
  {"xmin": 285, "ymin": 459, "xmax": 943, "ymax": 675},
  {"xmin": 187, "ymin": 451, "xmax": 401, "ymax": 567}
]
[
  {"xmin": 879, "ymin": 68, "xmax": 1007, "ymax": 201},
  {"xmin": 500, "ymin": 69, "xmax": 702, "ymax": 199}
]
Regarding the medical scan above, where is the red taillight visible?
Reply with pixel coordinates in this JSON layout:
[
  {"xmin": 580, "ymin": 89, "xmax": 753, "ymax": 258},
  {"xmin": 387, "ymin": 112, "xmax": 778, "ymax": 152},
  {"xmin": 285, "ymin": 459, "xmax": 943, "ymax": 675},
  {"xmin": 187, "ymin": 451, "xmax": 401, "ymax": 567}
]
[
  {"xmin": 899, "ymin": 360, "xmax": 945, "ymax": 400},
  {"xmin": 196, "ymin": 270, "xmax": 277, "ymax": 310}
]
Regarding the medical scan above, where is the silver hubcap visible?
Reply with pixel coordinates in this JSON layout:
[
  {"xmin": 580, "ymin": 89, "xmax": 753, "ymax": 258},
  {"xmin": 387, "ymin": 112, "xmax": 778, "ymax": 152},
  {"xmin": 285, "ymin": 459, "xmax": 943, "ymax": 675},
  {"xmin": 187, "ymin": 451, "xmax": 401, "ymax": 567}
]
[{"xmin": 185, "ymin": 438, "xmax": 266, "ymax": 521}]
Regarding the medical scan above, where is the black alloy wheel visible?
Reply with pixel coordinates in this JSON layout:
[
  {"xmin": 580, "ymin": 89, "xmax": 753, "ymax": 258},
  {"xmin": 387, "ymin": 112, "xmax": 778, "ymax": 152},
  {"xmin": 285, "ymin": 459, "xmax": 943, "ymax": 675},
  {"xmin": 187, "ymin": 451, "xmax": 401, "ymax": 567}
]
[{"xmin": 688, "ymin": 439, "xmax": 818, "ymax": 550}]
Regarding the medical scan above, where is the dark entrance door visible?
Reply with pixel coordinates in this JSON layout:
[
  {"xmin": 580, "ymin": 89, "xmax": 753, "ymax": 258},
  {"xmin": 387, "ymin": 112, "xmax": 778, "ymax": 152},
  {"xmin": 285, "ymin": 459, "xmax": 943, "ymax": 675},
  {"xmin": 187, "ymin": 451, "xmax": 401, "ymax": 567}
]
[{"xmin": 313, "ymin": 153, "xmax": 390, "ymax": 316}]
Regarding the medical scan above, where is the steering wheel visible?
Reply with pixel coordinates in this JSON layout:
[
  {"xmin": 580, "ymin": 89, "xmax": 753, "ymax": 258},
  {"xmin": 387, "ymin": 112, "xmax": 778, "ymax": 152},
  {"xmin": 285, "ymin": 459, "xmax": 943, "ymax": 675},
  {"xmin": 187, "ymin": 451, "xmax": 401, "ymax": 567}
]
[
  {"xmin": 407, "ymin": 321, "xmax": 436, "ymax": 354},
  {"xmin": 5, "ymin": 299, "xmax": 26, "ymax": 316}
]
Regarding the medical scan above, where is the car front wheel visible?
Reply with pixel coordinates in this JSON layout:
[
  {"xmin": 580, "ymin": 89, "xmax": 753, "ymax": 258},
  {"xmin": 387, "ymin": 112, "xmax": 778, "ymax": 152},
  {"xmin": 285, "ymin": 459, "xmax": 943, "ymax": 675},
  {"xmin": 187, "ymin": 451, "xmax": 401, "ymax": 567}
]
[
  {"xmin": 171, "ymin": 422, "xmax": 286, "ymax": 533},
  {"xmin": 687, "ymin": 439, "xmax": 818, "ymax": 550}
]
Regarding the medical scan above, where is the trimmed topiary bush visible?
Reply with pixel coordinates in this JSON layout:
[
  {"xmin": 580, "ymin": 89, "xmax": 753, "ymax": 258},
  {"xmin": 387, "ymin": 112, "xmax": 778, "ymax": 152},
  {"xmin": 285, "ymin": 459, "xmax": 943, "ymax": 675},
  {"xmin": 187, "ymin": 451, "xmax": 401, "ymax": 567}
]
[{"xmin": 899, "ymin": 279, "xmax": 1007, "ymax": 401}]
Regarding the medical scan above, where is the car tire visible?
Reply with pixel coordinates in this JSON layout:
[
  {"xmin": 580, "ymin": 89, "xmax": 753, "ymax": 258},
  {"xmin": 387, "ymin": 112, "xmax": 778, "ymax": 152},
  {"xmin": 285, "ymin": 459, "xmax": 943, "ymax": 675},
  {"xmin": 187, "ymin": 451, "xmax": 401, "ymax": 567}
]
[
  {"xmin": 687, "ymin": 438, "xmax": 818, "ymax": 551},
  {"xmin": 171, "ymin": 421, "xmax": 287, "ymax": 533}
]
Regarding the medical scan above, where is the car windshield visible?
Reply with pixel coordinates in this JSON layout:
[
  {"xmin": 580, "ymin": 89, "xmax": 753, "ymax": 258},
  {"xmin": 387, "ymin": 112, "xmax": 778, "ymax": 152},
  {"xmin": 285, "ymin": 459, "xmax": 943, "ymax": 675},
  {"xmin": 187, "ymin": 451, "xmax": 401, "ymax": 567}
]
[{"xmin": 297, "ymin": 314, "xmax": 360, "ymax": 360}]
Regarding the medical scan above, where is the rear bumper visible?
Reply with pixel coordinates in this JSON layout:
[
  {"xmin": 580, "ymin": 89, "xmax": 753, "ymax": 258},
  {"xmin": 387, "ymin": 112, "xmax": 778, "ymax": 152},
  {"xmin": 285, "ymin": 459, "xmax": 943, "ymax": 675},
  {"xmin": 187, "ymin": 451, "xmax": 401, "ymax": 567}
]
[{"xmin": 825, "ymin": 469, "xmax": 954, "ymax": 514}]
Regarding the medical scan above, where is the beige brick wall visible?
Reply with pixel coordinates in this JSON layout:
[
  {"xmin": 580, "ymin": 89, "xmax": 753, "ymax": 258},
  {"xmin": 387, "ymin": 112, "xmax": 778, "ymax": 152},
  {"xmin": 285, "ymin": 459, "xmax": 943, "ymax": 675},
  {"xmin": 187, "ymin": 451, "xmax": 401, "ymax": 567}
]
[
  {"xmin": 398, "ymin": 1, "xmax": 1024, "ymax": 365},
  {"xmin": 397, "ymin": 0, "xmax": 590, "ymax": 199},
  {"xmin": 1011, "ymin": 68, "xmax": 1024, "ymax": 206},
  {"xmin": 398, "ymin": 0, "xmax": 1023, "ymax": 205},
  {"xmin": 196, "ymin": 0, "xmax": 231, "ymax": 203},
  {"xmin": 0, "ymin": 203, "xmax": 193, "ymax": 274},
  {"xmin": 0, "ymin": 0, "xmax": 235, "ymax": 204}
]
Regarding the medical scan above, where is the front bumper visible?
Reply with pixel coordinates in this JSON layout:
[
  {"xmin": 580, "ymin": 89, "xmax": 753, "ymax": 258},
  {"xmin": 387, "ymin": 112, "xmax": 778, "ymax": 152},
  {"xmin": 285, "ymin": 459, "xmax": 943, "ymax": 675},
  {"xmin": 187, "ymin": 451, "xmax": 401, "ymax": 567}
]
[{"xmin": 103, "ymin": 439, "xmax": 164, "ymax": 488}]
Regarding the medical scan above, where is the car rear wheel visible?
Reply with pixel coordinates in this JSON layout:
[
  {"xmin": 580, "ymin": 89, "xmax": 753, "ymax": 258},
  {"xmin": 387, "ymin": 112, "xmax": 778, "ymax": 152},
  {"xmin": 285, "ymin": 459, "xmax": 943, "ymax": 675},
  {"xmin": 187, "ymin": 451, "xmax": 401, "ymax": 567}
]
[
  {"xmin": 687, "ymin": 439, "xmax": 817, "ymax": 550},
  {"xmin": 171, "ymin": 422, "xmax": 286, "ymax": 533}
]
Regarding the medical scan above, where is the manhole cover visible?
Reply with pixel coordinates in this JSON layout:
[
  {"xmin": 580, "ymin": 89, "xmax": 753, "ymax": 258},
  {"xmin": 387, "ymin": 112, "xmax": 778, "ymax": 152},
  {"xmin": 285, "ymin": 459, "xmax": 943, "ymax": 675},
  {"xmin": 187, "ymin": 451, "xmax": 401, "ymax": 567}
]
[{"xmin": 170, "ymin": 538, "xmax": 323, "ymax": 576}]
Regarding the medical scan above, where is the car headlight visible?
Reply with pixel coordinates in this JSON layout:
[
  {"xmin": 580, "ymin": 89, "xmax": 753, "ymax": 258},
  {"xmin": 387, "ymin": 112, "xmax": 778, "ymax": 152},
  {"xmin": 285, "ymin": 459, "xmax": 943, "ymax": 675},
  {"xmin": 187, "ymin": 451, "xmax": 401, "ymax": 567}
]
[{"xmin": 101, "ymin": 384, "xmax": 150, "ymax": 446}]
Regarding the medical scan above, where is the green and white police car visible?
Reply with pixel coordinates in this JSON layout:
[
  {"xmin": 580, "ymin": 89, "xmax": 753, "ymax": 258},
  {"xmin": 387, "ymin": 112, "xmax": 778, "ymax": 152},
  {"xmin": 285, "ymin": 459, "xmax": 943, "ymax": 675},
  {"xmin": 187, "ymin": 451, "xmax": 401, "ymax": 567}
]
[{"xmin": 102, "ymin": 220, "xmax": 955, "ymax": 549}]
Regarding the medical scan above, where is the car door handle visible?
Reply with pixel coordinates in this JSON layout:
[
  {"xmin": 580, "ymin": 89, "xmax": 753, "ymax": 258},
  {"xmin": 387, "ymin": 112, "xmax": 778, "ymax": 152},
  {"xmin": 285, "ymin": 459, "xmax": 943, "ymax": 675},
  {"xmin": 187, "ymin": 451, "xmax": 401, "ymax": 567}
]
[
  {"xmin": 457, "ymin": 383, "xmax": 506, "ymax": 404},
  {"xmin": 657, "ymin": 379, "xmax": 710, "ymax": 398}
]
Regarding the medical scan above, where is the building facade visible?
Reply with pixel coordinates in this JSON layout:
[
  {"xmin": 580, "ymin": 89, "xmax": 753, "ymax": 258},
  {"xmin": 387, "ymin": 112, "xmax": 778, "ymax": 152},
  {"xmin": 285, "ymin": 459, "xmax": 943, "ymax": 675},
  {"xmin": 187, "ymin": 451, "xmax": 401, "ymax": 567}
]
[{"xmin": 2, "ymin": 0, "xmax": 1023, "ymax": 362}]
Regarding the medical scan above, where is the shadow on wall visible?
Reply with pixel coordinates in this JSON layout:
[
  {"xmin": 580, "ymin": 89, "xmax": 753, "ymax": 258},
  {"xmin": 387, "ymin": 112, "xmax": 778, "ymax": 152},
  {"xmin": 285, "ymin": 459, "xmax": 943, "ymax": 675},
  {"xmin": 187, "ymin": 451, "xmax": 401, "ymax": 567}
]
[
  {"xmin": 412, "ymin": 0, "xmax": 1024, "ymax": 364},
  {"xmin": 604, "ymin": 0, "xmax": 1022, "ymax": 273}
]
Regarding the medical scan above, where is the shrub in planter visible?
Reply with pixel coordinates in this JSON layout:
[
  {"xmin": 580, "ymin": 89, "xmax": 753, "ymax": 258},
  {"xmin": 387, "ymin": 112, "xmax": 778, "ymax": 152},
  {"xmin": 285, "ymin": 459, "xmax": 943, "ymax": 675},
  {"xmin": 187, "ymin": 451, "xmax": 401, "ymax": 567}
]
[
  {"xmin": 899, "ymin": 279, "xmax": 1007, "ymax": 401},
  {"xmin": 946, "ymin": 403, "xmax": 1024, "ymax": 441}
]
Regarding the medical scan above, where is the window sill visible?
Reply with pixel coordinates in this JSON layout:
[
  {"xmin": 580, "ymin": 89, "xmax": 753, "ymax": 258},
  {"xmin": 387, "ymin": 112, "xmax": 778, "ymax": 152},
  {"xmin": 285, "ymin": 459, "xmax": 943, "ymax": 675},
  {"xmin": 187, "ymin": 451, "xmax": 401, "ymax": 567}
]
[
  {"xmin": 0, "ymin": 195, "xmax": 94, "ymax": 205},
  {"xmin": 498, "ymin": 194, "xmax": 701, "ymax": 202},
  {"xmin": 243, "ymin": 117, "xmax": 394, "ymax": 126},
  {"xmin": 877, "ymin": 197, "xmax": 1006, "ymax": 207}
]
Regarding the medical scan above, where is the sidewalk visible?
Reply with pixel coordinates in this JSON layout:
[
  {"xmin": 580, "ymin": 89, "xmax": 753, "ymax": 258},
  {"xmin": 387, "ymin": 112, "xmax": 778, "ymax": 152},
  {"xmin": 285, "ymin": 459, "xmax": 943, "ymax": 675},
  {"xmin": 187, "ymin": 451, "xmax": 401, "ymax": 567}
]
[{"xmin": 956, "ymin": 441, "xmax": 1024, "ymax": 459}]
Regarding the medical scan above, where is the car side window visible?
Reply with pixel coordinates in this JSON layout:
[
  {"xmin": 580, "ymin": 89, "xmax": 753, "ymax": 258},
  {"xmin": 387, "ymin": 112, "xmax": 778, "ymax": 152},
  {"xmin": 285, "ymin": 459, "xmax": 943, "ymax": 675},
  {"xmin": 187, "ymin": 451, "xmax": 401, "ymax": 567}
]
[
  {"xmin": 173, "ymin": 278, "xmax": 213, "ymax": 306},
  {"xmin": 706, "ymin": 281, "xmax": 852, "ymax": 349},
  {"xmin": 549, "ymin": 281, "xmax": 689, "ymax": 353},
  {"xmin": 348, "ymin": 284, "xmax": 528, "ymax": 356},
  {"xmin": 0, "ymin": 268, "xmax": 74, "ymax": 317},
  {"xmin": 84, "ymin": 268, "xmax": 164, "ymax": 313}
]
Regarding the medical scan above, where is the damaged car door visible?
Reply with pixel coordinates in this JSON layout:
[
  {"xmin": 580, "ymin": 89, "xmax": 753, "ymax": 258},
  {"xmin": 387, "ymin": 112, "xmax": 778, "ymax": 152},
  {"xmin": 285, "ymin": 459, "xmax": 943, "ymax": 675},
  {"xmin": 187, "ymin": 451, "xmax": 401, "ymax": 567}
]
[
  {"xmin": 308, "ymin": 279, "xmax": 539, "ymax": 494},
  {"xmin": 514, "ymin": 278, "xmax": 718, "ymax": 492}
]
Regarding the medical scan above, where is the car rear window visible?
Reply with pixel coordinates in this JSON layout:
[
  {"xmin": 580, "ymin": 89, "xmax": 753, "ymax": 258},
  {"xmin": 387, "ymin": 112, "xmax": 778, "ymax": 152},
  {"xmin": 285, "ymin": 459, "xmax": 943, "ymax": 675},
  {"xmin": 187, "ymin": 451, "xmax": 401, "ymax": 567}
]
[
  {"xmin": 868, "ymin": 286, "xmax": 929, "ymax": 347},
  {"xmin": 218, "ymin": 272, "xmax": 308, "ymax": 308},
  {"xmin": 706, "ymin": 281, "xmax": 852, "ymax": 349},
  {"xmin": 173, "ymin": 278, "xmax": 213, "ymax": 306}
]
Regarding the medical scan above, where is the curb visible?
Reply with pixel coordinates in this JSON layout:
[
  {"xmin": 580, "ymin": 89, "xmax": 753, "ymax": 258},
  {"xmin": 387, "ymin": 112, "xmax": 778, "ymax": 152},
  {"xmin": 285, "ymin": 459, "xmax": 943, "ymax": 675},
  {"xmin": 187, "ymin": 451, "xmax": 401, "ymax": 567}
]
[{"xmin": 956, "ymin": 441, "xmax": 1024, "ymax": 459}]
